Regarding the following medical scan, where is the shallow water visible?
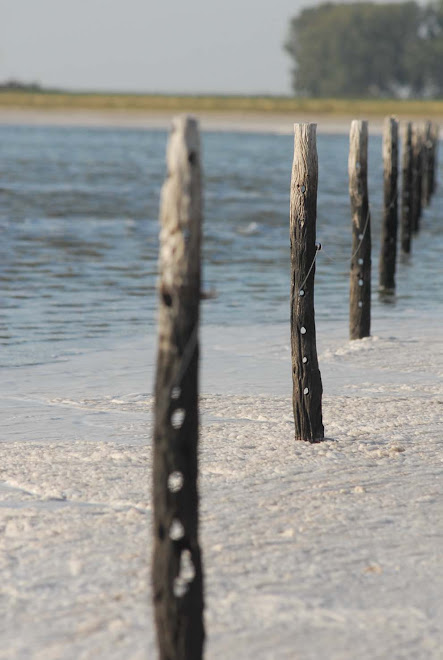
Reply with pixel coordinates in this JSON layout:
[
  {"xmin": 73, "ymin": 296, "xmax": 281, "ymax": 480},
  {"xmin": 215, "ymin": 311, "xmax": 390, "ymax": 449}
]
[
  {"xmin": 1, "ymin": 124, "xmax": 442, "ymax": 370},
  {"xmin": 1, "ymin": 124, "xmax": 442, "ymax": 660}
]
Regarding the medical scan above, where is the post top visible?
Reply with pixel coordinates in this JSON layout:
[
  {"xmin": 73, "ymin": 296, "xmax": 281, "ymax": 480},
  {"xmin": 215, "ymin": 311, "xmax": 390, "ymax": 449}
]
[
  {"xmin": 350, "ymin": 119, "xmax": 368, "ymax": 128},
  {"xmin": 293, "ymin": 122, "xmax": 317, "ymax": 129},
  {"xmin": 171, "ymin": 114, "xmax": 198, "ymax": 127}
]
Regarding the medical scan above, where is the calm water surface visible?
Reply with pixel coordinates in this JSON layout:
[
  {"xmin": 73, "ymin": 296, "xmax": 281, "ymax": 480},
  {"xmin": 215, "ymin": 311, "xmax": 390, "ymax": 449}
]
[{"xmin": 1, "ymin": 125, "xmax": 442, "ymax": 368}]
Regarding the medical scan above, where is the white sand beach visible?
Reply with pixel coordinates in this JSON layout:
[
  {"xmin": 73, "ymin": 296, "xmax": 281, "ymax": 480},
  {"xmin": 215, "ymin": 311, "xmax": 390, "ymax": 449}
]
[{"xmin": 1, "ymin": 316, "xmax": 442, "ymax": 659}]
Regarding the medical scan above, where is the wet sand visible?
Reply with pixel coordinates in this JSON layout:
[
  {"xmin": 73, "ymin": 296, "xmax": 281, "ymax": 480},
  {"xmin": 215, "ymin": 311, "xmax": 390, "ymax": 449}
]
[
  {"xmin": 1, "ymin": 322, "xmax": 442, "ymax": 659},
  {"xmin": 0, "ymin": 107, "xmax": 386, "ymax": 135}
]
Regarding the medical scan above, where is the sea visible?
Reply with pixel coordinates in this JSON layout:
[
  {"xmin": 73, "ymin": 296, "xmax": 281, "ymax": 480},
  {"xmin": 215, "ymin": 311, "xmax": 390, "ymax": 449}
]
[{"xmin": 1, "ymin": 123, "xmax": 442, "ymax": 400}]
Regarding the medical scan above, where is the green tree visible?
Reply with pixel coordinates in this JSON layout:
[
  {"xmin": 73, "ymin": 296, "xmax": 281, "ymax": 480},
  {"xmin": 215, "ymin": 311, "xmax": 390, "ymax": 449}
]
[
  {"xmin": 420, "ymin": 0, "xmax": 443, "ymax": 94},
  {"xmin": 284, "ymin": 2, "xmax": 440, "ymax": 98}
]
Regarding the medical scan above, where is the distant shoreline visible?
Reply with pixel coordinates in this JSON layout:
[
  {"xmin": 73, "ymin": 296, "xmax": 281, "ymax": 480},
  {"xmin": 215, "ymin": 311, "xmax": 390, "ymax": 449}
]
[
  {"xmin": 0, "ymin": 108, "xmax": 389, "ymax": 135},
  {"xmin": 1, "ymin": 92, "xmax": 442, "ymax": 135}
]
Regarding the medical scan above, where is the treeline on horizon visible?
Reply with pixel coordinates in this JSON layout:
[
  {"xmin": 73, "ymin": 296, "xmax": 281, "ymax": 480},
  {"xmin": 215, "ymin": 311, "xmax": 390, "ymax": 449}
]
[
  {"xmin": 3, "ymin": 1, "xmax": 443, "ymax": 103},
  {"xmin": 0, "ymin": 79, "xmax": 43, "ymax": 92},
  {"xmin": 285, "ymin": 0, "xmax": 443, "ymax": 98}
]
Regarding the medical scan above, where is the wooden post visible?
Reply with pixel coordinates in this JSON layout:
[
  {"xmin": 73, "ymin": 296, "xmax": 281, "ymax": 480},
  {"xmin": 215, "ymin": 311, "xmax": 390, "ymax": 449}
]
[
  {"xmin": 349, "ymin": 120, "xmax": 371, "ymax": 340},
  {"xmin": 411, "ymin": 123, "xmax": 423, "ymax": 234},
  {"xmin": 152, "ymin": 115, "xmax": 204, "ymax": 660},
  {"xmin": 400, "ymin": 122, "xmax": 413, "ymax": 255},
  {"xmin": 379, "ymin": 117, "xmax": 399, "ymax": 292},
  {"xmin": 422, "ymin": 120, "xmax": 433, "ymax": 208},
  {"xmin": 429, "ymin": 123, "xmax": 439, "ymax": 197},
  {"xmin": 290, "ymin": 123, "xmax": 324, "ymax": 443}
]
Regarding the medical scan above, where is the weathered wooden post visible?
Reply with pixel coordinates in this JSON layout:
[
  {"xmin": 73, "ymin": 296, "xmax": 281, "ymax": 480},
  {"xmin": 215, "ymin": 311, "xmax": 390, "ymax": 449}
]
[
  {"xmin": 349, "ymin": 120, "xmax": 371, "ymax": 340},
  {"xmin": 290, "ymin": 123, "xmax": 324, "ymax": 443},
  {"xmin": 152, "ymin": 115, "xmax": 204, "ymax": 660},
  {"xmin": 400, "ymin": 121, "xmax": 413, "ymax": 255},
  {"xmin": 429, "ymin": 123, "xmax": 439, "ymax": 198},
  {"xmin": 422, "ymin": 120, "xmax": 433, "ymax": 208},
  {"xmin": 411, "ymin": 123, "xmax": 423, "ymax": 234},
  {"xmin": 379, "ymin": 117, "xmax": 399, "ymax": 292}
]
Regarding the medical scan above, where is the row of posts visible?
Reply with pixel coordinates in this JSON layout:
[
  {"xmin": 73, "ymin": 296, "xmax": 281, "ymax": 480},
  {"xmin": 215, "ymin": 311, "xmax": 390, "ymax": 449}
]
[
  {"xmin": 152, "ymin": 115, "xmax": 439, "ymax": 659},
  {"xmin": 296, "ymin": 117, "xmax": 439, "ymax": 445},
  {"xmin": 380, "ymin": 117, "xmax": 439, "ymax": 286},
  {"xmin": 350, "ymin": 117, "xmax": 439, "ymax": 342}
]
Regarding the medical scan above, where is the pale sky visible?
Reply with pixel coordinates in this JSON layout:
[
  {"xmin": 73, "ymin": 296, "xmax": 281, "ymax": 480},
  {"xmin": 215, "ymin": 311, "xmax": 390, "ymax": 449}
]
[{"xmin": 1, "ymin": 0, "xmax": 320, "ymax": 95}]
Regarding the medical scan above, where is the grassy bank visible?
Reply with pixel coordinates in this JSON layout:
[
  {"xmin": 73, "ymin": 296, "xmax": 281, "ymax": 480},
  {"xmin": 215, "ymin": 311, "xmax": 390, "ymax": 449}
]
[{"xmin": 1, "ymin": 91, "xmax": 443, "ymax": 118}]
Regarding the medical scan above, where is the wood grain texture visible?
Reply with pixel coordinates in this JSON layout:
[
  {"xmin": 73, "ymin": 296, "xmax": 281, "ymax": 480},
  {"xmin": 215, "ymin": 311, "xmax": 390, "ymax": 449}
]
[
  {"xmin": 429, "ymin": 123, "xmax": 439, "ymax": 197},
  {"xmin": 422, "ymin": 120, "xmax": 433, "ymax": 208},
  {"xmin": 379, "ymin": 117, "xmax": 398, "ymax": 292},
  {"xmin": 411, "ymin": 123, "xmax": 423, "ymax": 234},
  {"xmin": 349, "ymin": 120, "xmax": 371, "ymax": 340},
  {"xmin": 152, "ymin": 115, "xmax": 204, "ymax": 660},
  {"xmin": 290, "ymin": 123, "xmax": 324, "ymax": 443},
  {"xmin": 401, "ymin": 122, "xmax": 413, "ymax": 255}
]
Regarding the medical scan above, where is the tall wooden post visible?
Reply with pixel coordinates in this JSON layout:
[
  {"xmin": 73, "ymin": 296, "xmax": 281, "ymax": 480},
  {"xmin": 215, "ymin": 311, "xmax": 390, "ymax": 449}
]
[
  {"xmin": 411, "ymin": 123, "xmax": 423, "ymax": 234},
  {"xmin": 422, "ymin": 120, "xmax": 433, "ymax": 208},
  {"xmin": 401, "ymin": 122, "xmax": 413, "ymax": 255},
  {"xmin": 429, "ymin": 123, "xmax": 439, "ymax": 197},
  {"xmin": 349, "ymin": 120, "xmax": 371, "ymax": 340},
  {"xmin": 290, "ymin": 123, "xmax": 324, "ymax": 443},
  {"xmin": 152, "ymin": 115, "xmax": 204, "ymax": 660},
  {"xmin": 379, "ymin": 117, "xmax": 398, "ymax": 292}
]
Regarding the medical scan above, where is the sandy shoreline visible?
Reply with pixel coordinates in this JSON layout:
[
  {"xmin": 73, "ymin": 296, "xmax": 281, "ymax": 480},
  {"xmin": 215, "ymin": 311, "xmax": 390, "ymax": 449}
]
[
  {"xmin": 1, "ymin": 111, "xmax": 442, "ymax": 657},
  {"xmin": 0, "ymin": 107, "xmax": 389, "ymax": 135},
  {"xmin": 1, "ymin": 321, "xmax": 442, "ymax": 659}
]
